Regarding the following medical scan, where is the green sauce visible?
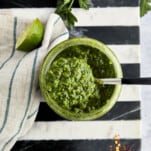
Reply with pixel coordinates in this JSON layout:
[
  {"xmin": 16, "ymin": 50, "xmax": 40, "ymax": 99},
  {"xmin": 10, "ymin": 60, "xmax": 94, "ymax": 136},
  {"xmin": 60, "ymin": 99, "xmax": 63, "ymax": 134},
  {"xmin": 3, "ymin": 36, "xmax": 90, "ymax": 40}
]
[{"xmin": 45, "ymin": 45, "xmax": 116, "ymax": 113}]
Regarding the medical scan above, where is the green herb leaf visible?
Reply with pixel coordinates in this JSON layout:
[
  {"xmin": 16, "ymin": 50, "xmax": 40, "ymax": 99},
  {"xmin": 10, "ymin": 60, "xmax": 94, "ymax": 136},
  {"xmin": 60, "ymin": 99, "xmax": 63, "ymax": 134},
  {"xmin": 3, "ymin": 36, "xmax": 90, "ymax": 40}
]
[
  {"xmin": 55, "ymin": 6, "xmax": 78, "ymax": 28},
  {"xmin": 141, "ymin": 0, "xmax": 151, "ymax": 17},
  {"xmin": 66, "ymin": 11, "xmax": 78, "ymax": 28},
  {"xmin": 64, "ymin": 0, "xmax": 71, "ymax": 5},
  {"xmin": 78, "ymin": 0, "xmax": 90, "ymax": 9},
  {"xmin": 55, "ymin": 0, "xmax": 90, "ymax": 28}
]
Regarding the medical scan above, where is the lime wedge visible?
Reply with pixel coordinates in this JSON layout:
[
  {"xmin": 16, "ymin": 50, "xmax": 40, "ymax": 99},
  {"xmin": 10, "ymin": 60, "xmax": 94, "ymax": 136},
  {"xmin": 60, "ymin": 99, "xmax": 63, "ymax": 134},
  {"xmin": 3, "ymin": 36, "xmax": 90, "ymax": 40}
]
[{"xmin": 16, "ymin": 18, "xmax": 44, "ymax": 52}]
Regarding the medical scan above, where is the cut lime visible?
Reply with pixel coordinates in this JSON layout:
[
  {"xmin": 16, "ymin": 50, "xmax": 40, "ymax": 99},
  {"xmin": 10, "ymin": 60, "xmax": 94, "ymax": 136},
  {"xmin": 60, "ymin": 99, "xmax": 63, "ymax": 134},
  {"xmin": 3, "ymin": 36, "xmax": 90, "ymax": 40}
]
[{"xmin": 16, "ymin": 18, "xmax": 44, "ymax": 52}]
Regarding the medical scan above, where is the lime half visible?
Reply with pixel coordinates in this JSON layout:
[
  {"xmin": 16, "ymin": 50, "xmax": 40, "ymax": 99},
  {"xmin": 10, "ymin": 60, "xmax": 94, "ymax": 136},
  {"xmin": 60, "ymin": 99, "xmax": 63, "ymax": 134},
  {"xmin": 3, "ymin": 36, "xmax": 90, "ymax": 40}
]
[{"xmin": 16, "ymin": 18, "xmax": 44, "ymax": 52}]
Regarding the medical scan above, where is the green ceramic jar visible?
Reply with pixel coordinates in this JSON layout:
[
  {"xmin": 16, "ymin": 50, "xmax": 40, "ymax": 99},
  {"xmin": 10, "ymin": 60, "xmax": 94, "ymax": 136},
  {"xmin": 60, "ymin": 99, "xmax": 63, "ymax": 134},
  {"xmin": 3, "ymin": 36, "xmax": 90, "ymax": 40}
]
[{"xmin": 39, "ymin": 38, "xmax": 123, "ymax": 120}]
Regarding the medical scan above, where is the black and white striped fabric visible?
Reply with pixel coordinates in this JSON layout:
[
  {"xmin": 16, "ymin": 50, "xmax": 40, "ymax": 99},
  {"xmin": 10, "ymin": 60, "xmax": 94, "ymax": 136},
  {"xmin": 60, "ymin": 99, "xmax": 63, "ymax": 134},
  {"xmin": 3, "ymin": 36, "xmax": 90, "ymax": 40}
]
[{"xmin": 0, "ymin": 0, "xmax": 141, "ymax": 150}]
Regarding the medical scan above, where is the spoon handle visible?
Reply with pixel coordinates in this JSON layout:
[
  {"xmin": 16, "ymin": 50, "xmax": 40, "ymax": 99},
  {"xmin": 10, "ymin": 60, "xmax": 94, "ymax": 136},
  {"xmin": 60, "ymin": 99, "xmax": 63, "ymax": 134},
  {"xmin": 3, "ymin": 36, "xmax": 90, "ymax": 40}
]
[
  {"xmin": 96, "ymin": 78, "xmax": 151, "ymax": 85},
  {"xmin": 122, "ymin": 78, "xmax": 151, "ymax": 85}
]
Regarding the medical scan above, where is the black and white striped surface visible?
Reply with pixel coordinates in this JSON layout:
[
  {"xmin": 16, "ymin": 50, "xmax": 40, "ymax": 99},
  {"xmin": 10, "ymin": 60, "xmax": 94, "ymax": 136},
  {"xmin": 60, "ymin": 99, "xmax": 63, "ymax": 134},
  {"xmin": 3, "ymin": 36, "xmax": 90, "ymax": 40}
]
[{"xmin": 0, "ymin": 0, "xmax": 141, "ymax": 150}]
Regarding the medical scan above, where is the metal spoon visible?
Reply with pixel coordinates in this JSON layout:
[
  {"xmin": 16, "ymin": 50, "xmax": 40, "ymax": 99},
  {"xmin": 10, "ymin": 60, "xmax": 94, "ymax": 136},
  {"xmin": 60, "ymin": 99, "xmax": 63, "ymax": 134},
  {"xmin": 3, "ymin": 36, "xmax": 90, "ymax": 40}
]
[{"xmin": 95, "ymin": 77, "xmax": 151, "ymax": 85}]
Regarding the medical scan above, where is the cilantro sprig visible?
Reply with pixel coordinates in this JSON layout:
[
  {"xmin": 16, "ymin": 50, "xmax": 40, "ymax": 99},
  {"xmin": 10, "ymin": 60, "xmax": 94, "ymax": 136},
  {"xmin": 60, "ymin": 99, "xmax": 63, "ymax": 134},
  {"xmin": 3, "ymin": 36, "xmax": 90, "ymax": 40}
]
[
  {"xmin": 55, "ymin": 0, "xmax": 151, "ymax": 28},
  {"xmin": 55, "ymin": 0, "xmax": 89, "ymax": 28},
  {"xmin": 140, "ymin": 0, "xmax": 151, "ymax": 16}
]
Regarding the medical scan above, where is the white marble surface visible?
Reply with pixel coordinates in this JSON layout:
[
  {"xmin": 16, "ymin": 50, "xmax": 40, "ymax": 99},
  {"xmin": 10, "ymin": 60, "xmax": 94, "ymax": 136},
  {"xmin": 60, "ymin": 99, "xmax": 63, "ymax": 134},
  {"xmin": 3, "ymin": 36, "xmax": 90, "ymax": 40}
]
[{"xmin": 141, "ymin": 12, "xmax": 151, "ymax": 151}]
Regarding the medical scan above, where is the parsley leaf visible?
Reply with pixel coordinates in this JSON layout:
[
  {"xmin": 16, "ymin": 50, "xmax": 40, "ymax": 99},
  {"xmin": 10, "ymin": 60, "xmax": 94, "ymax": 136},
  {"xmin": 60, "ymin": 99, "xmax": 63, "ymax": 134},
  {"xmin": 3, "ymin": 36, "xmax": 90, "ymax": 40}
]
[
  {"xmin": 141, "ymin": 0, "xmax": 151, "ymax": 17},
  {"xmin": 55, "ymin": 0, "xmax": 90, "ymax": 28},
  {"xmin": 78, "ymin": 0, "xmax": 90, "ymax": 9}
]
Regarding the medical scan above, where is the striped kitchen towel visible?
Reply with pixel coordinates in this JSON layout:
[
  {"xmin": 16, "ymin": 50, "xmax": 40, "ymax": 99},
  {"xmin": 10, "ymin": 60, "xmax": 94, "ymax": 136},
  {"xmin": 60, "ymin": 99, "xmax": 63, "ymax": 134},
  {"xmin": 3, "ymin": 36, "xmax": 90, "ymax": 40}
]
[
  {"xmin": 0, "ymin": 0, "xmax": 141, "ymax": 150},
  {"xmin": 0, "ymin": 13, "xmax": 69, "ymax": 151}
]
